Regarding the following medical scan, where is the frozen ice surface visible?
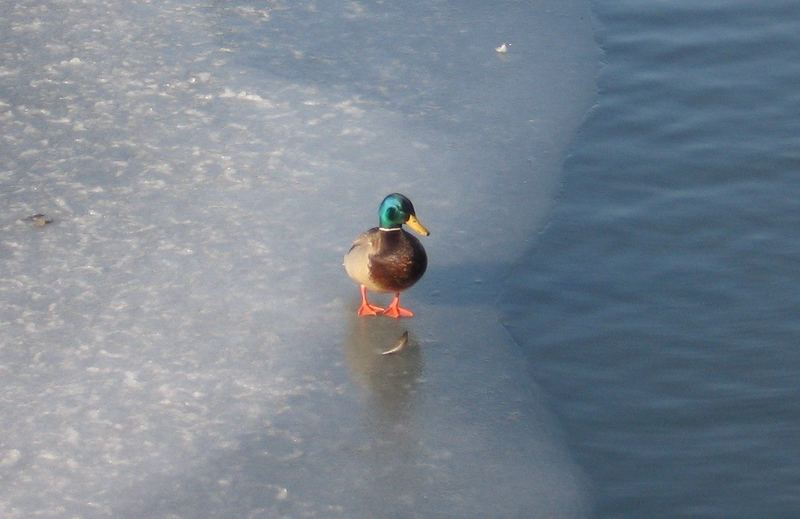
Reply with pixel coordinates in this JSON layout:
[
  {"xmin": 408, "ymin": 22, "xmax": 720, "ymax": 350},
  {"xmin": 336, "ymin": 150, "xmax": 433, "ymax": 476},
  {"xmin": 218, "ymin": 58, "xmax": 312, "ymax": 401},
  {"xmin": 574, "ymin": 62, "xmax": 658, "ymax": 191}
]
[{"xmin": 0, "ymin": 0, "xmax": 597, "ymax": 517}]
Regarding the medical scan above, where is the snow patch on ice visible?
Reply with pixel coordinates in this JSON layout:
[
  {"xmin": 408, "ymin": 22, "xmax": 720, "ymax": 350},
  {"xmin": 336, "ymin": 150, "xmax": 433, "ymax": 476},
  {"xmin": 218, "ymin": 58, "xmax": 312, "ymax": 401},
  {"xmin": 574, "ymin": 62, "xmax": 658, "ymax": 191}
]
[
  {"xmin": 0, "ymin": 449, "xmax": 22, "ymax": 468},
  {"xmin": 59, "ymin": 57, "xmax": 84, "ymax": 67},
  {"xmin": 219, "ymin": 88, "xmax": 274, "ymax": 106}
]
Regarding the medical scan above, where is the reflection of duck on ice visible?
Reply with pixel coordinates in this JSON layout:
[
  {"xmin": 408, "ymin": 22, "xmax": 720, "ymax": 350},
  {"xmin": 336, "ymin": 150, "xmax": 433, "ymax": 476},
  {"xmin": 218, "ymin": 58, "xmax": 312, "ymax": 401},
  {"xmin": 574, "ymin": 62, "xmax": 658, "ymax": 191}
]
[
  {"xmin": 341, "ymin": 317, "xmax": 424, "ymax": 516},
  {"xmin": 342, "ymin": 320, "xmax": 422, "ymax": 423}
]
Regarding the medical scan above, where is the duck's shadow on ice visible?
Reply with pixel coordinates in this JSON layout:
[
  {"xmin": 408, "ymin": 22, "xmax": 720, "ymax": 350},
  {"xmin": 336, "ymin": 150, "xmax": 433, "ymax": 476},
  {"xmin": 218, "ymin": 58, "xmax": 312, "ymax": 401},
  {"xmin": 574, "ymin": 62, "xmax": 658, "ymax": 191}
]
[
  {"xmin": 409, "ymin": 262, "xmax": 512, "ymax": 308},
  {"xmin": 337, "ymin": 262, "xmax": 513, "ymax": 318}
]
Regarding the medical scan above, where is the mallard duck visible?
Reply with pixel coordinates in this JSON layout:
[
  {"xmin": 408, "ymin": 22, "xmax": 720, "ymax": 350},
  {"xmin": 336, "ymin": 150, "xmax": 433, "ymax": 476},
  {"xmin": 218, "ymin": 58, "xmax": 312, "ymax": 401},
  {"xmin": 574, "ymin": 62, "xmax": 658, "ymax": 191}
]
[{"xmin": 344, "ymin": 193, "xmax": 429, "ymax": 318}]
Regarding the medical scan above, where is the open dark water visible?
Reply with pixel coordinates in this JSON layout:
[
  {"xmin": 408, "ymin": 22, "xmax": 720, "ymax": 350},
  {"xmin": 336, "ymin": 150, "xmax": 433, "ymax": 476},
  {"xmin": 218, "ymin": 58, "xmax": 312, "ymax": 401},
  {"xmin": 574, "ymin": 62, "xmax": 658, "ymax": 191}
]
[{"xmin": 504, "ymin": 1, "xmax": 800, "ymax": 517}]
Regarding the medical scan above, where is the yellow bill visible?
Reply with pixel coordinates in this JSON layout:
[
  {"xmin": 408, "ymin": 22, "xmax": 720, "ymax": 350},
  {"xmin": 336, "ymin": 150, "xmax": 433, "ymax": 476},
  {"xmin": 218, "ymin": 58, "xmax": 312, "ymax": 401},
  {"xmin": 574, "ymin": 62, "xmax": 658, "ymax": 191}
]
[{"xmin": 406, "ymin": 214, "xmax": 430, "ymax": 236}]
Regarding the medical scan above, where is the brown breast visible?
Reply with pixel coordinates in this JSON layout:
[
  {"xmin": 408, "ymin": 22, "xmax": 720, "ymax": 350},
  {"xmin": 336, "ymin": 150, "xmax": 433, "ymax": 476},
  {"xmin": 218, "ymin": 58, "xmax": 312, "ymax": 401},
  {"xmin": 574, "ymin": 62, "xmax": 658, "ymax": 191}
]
[{"xmin": 369, "ymin": 229, "xmax": 427, "ymax": 292}]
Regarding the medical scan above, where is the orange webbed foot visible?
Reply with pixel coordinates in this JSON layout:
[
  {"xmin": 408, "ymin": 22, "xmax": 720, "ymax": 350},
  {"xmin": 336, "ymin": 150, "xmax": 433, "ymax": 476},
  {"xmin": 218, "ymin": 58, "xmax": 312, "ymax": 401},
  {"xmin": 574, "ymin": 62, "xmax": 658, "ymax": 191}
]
[
  {"xmin": 356, "ymin": 285, "xmax": 385, "ymax": 317},
  {"xmin": 383, "ymin": 293, "xmax": 415, "ymax": 319},
  {"xmin": 357, "ymin": 302, "xmax": 385, "ymax": 317}
]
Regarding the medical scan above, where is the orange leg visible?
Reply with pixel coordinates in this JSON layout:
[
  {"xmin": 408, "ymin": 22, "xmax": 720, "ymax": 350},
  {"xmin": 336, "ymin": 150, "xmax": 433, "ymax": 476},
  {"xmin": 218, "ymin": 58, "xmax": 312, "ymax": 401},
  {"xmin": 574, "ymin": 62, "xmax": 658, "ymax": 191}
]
[
  {"xmin": 357, "ymin": 285, "xmax": 385, "ymax": 317},
  {"xmin": 383, "ymin": 292, "xmax": 414, "ymax": 318}
]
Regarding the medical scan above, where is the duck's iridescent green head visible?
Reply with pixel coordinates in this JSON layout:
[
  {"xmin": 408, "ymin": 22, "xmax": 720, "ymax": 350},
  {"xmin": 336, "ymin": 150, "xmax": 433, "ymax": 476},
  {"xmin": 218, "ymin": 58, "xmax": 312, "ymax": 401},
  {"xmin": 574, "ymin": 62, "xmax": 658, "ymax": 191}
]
[{"xmin": 378, "ymin": 193, "xmax": 430, "ymax": 236}]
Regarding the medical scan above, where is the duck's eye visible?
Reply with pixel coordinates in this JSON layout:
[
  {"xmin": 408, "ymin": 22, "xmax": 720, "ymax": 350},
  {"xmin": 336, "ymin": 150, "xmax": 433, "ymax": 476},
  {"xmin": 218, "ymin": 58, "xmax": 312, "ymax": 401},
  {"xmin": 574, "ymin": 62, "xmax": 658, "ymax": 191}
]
[{"xmin": 385, "ymin": 207, "xmax": 399, "ymax": 222}]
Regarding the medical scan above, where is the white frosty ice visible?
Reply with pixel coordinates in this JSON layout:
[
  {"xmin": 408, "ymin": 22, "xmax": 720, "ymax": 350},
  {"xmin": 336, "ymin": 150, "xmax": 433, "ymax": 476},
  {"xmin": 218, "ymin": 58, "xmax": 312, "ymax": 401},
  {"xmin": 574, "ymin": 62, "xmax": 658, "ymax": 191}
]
[{"xmin": 0, "ymin": 0, "xmax": 597, "ymax": 517}]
